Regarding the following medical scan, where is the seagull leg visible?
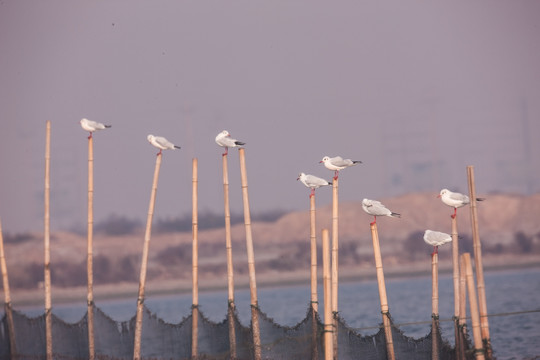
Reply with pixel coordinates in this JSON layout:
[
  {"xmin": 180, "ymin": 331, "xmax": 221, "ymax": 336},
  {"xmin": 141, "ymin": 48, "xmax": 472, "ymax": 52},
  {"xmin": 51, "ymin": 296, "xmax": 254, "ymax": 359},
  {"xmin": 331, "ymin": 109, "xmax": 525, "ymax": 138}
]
[
  {"xmin": 88, "ymin": 132, "xmax": 92, "ymax": 140},
  {"xmin": 370, "ymin": 216, "xmax": 377, "ymax": 226},
  {"xmin": 309, "ymin": 189, "xmax": 315, "ymax": 198},
  {"xmin": 334, "ymin": 170, "xmax": 339, "ymax": 180},
  {"xmin": 451, "ymin": 208, "xmax": 457, "ymax": 219},
  {"xmin": 157, "ymin": 149, "xmax": 162, "ymax": 156},
  {"xmin": 432, "ymin": 246, "xmax": 438, "ymax": 256},
  {"xmin": 222, "ymin": 147, "xmax": 228, "ymax": 157}
]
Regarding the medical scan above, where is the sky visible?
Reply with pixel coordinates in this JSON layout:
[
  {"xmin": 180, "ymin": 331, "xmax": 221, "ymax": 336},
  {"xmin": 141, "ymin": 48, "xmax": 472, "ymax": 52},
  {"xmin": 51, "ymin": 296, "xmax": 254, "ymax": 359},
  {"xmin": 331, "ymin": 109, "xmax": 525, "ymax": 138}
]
[{"xmin": 1, "ymin": 1, "xmax": 539, "ymax": 233}]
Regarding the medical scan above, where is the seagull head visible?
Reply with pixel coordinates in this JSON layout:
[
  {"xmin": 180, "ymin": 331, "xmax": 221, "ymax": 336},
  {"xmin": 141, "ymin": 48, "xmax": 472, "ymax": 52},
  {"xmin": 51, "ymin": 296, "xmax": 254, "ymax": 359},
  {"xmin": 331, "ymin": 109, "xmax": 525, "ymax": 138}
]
[
  {"xmin": 147, "ymin": 134, "xmax": 154, "ymax": 142},
  {"xmin": 297, "ymin": 172, "xmax": 305, "ymax": 181},
  {"xmin": 320, "ymin": 156, "xmax": 330, "ymax": 164},
  {"xmin": 437, "ymin": 189, "xmax": 449, "ymax": 198}
]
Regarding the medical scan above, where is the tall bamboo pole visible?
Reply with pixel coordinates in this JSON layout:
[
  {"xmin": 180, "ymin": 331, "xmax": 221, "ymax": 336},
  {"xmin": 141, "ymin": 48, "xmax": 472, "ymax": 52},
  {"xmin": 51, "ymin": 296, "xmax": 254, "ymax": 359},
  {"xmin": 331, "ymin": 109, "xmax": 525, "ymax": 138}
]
[
  {"xmin": 322, "ymin": 229, "xmax": 333, "ymax": 360},
  {"xmin": 458, "ymin": 255, "xmax": 468, "ymax": 360},
  {"xmin": 133, "ymin": 153, "xmax": 162, "ymax": 360},
  {"xmin": 222, "ymin": 153, "xmax": 237, "ymax": 358},
  {"xmin": 191, "ymin": 158, "xmax": 199, "ymax": 358},
  {"xmin": 369, "ymin": 223, "xmax": 395, "ymax": 360},
  {"xmin": 310, "ymin": 194, "xmax": 318, "ymax": 313},
  {"xmin": 466, "ymin": 166, "xmax": 491, "ymax": 358},
  {"xmin": 462, "ymin": 253, "xmax": 486, "ymax": 360},
  {"xmin": 451, "ymin": 214, "xmax": 460, "ymax": 356},
  {"xmin": 331, "ymin": 177, "xmax": 339, "ymax": 358},
  {"xmin": 309, "ymin": 194, "xmax": 319, "ymax": 360},
  {"xmin": 87, "ymin": 134, "xmax": 95, "ymax": 360},
  {"xmin": 44, "ymin": 120, "xmax": 53, "ymax": 360},
  {"xmin": 431, "ymin": 251, "xmax": 439, "ymax": 360},
  {"xmin": 0, "ymin": 218, "xmax": 17, "ymax": 357},
  {"xmin": 238, "ymin": 148, "xmax": 261, "ymax": 360}
]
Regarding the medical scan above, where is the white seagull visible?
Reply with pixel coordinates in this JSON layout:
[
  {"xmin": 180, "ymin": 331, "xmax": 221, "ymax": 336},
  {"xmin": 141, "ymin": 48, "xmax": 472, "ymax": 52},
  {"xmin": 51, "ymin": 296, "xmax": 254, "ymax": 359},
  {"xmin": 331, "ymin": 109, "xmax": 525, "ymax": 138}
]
[
  {"xmin": 80, "ymin": 118, "xmax": 111, "ymax": 139},
  {"xmin": 297, "ymin": 172, "xmax": 331, "ymax": 197},
  {"xmin": 147, "ymin": 135, "xmax": 181, "ymax": 155},
  {"xmin": 215, "ymin": 130, "xmax": 245, "ymax": 156},
  {"xmin": 362, "ymin": 198, "xmax": 401, "ymax": 225},
  {"xmin": 319, "ymin": 156, "xmax": 361, "ymax": 180},
  {"xmin": 437, "ymin": 189, "xmax": 485, "ymax": 218},
  {"xmin": 423, "ymin": 230, "xmax": 452, "ymax": 255}
]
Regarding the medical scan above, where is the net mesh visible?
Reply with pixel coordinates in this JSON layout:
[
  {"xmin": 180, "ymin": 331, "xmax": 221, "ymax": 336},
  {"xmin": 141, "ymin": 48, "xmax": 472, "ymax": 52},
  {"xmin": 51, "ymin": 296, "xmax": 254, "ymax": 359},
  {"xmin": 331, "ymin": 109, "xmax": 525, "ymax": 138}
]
[{"xmin": 0, "ymin": 304, "xmax": 471, "ymax": 359}]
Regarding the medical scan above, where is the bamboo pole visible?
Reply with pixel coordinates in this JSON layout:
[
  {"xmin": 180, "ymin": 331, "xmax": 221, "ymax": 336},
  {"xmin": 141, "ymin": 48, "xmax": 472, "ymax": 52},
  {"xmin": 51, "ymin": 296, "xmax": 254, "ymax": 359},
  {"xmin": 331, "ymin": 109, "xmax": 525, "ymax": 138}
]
[
  {"xmin": 310, "ymin": 194, "xmax": 318, "ymax": 313},
  {"xmin": 466, "ymin": 166, "xmax": 492, "ymax": 358},
  {"xmin": 44, "ymin": 120, "xmax": 53, "ymax": 360},
  {"xmin": 431, "ymin": 251, "xmax": 439, "ymax": 360},
  {"xmin": 87, "ymin": 134, "xmax": 95, "ymax": 360},
  {"xmin": 458, "ymin": 255, "xmax": 468, "ymax": 360},
  {"xmin": 451, "ymin": 214, "xmax": 460, "ymax": 357},
  {"xmin": 322, "ymin": 229, "xmax": 333, "ymax": 360},
  {"xmin": 0, "ymin": 218, "xmax": 17, "ymax": 357},
  {"xmin": 238, "ymin": 148, "xmax": 261, "ymax": 360},
  {"xmin": 462, "ymin": 253, "xmax": 486, "ymax": 360},
  {"xmin": 310, "ymin": 194, "xmax": 319, "ymax": 360},
  {"xmin": 192, "ymin": 158, "xmax": 199, "ymax": 358},
  {"xmin": 133, "ymin": 152, "xmax": 162, "ymax": 360},
  {"xmin": 369, "ymin": 222, "xmax": 395, "ymax": 360},
  {"xmin": 222, "ymin": 153, "xmax": 237, "ymax": 358},
  {"xmin": 331, "ymin": 177, "xmax": 339, "ymax": 358}
]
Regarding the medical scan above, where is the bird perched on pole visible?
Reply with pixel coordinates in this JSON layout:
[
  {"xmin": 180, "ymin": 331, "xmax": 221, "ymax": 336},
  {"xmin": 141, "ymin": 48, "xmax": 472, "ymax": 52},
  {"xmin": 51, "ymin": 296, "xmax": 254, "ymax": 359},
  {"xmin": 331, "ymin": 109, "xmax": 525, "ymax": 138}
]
[
  {"xmin": 297, "ymin": 172, "xmax": 331, "ymax": 197},
  {"xmin": 362, "ymin": 198, "xmax": 401, "ymax": 225},
  {"xmin": 215, "ymin": 130, "xmax": 245, "ymax": 156},
  {"xmin": 319, "ymin": 156, "xmax": 361, "ymax": 180},
  {"xmin": 437, "ymin": 189, "xmax": 485, "ymax": 218},
  {"xmin": 147, "ymin": 135, "xmax": 181, "ymax": 156},
  {"xmin": 80, "ymin": 118, "xmax": 111, "ymax": 139},
  {"xmin": 423, "ymin": 230, "xmax": 452, "ymax": 255}
]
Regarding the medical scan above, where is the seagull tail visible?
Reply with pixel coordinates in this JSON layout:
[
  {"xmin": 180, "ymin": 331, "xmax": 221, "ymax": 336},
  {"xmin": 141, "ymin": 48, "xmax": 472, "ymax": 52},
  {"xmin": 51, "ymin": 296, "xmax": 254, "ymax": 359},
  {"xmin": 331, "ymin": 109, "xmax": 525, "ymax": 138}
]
[
  {"xmin": 476, "ymin": 197, "xmax": 486, "ymax": 202},
  {"xmin": 105, "ymin": 125, "xmax": 112, "ymax": 128},
  {"xmin": 235, "ymin": 141, "xmax": 245, "ymax": 146},
  {"xmin": 174, "ymin": 145, "xmax": 181, "ymax": 149},
  {"xmin": 353, "ymin": 160, "xmax": 362, "ymax": 164},
  {"xmin": 390, "ymin": 212, "xmax": 401, "ymax": 218}
]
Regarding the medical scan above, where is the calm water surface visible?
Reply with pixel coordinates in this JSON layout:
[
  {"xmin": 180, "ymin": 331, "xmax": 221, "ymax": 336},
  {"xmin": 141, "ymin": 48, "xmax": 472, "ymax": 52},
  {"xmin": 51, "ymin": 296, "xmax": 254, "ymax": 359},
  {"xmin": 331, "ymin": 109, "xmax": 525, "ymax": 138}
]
[{"xmin": 17, "ymin": 268, "xmax": 540, "ymax": 360}]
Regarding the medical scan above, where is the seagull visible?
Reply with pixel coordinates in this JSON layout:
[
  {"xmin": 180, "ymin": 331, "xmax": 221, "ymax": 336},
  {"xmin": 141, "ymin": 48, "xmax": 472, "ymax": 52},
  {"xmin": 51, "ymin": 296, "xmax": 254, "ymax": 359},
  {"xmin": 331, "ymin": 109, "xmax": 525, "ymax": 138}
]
[
  {"xmin": 147, "ymin": 135, "xmax": 181, "ymax": 155},
  {"xmin": 319, "ymin": 156, "xmax": 361, "ymax": 180},
  {"xmin": 215, "ymin": 130, "xmax": 245, "ymax": 156},
  {"xmin": 79, "ymin": 118, "xmax": 111, "ymax": 139},
  {"xmin": 362, "ymin": 198, "xmax": 401, "ymax": 225},
  {"xmin": 437, "ymin": 189, "xmax": 485, "ymax": 218},
  {"xmin": 297, "ymin": 172, "xmax": 331, "ymax": 197},
  {"xmin": 423, "ymin": 230, "xmax": 452, "ymax": 255}
]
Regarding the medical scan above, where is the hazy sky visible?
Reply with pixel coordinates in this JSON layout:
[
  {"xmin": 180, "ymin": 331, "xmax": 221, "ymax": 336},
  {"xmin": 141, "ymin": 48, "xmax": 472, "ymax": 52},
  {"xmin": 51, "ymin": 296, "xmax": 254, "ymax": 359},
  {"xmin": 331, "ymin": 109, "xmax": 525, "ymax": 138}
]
[{"xmin": 1, "ymin": 1, "xmax": 539, "ymax": 233}]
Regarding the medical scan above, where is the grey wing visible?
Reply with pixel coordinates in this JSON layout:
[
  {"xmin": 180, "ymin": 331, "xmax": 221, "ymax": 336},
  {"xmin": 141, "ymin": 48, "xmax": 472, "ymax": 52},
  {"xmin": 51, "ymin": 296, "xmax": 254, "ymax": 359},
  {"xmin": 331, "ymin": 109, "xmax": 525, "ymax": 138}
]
[
  {"xmin": 450, "ymin": 192, "xmax": 469, "ymax": 203},
  {"xmin": 306, "ymin": 174, "xmax": 329, "ymax": 186},
  {"xmin": 371, "ymin": 203, "xmax": 391, "ymax": 216},
  {"xmin": 156, "ymin": 137, "xmax": 173, "ymax": 148},
  {"xmin": 330, "ymin": 156, "xmax": 349, "ymax": 166}
]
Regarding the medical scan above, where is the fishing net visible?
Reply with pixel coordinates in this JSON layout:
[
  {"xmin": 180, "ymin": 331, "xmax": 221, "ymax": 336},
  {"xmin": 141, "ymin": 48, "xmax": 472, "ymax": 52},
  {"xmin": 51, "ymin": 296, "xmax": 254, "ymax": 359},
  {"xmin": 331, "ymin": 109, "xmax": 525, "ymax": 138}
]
[{"xmin": 0, "ymin": 304, "xmax": 471, "ymax": 360}]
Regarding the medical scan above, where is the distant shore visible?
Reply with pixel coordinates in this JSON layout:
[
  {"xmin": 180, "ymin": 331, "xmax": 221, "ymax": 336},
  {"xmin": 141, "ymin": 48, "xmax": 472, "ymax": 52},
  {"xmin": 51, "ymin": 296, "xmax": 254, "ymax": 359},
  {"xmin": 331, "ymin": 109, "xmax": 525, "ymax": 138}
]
[{"xmin": 3, "ymin": 254, "xmax": 538, "ymax": 309}]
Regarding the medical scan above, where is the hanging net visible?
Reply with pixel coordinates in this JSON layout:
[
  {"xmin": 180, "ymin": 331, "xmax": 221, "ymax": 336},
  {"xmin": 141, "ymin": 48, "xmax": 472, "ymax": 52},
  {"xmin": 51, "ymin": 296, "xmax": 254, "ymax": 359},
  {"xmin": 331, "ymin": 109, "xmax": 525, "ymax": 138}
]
[{"xmin": 0, "ymin": 304, "xmax": 472, "ymax": 360}]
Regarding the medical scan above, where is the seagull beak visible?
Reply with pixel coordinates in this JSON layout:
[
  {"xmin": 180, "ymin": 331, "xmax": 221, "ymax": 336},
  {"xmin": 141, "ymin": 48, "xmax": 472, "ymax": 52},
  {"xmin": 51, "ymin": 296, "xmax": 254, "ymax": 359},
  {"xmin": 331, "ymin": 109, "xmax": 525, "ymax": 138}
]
[
  {"xmin": 436, "ymin": 194, "xmax": 441, "ymax": 198},
  {"xmin": 319, "ymin": 160, "xmax": 323, "ymax": 163}
]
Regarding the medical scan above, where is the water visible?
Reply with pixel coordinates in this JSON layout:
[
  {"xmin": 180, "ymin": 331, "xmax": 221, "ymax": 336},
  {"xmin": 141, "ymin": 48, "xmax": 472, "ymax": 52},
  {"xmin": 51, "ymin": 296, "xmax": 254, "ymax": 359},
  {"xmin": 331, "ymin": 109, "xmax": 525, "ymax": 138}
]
[{"xmin": 14, "ymin": 268, "xmax": 540, "ymax": 360}]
